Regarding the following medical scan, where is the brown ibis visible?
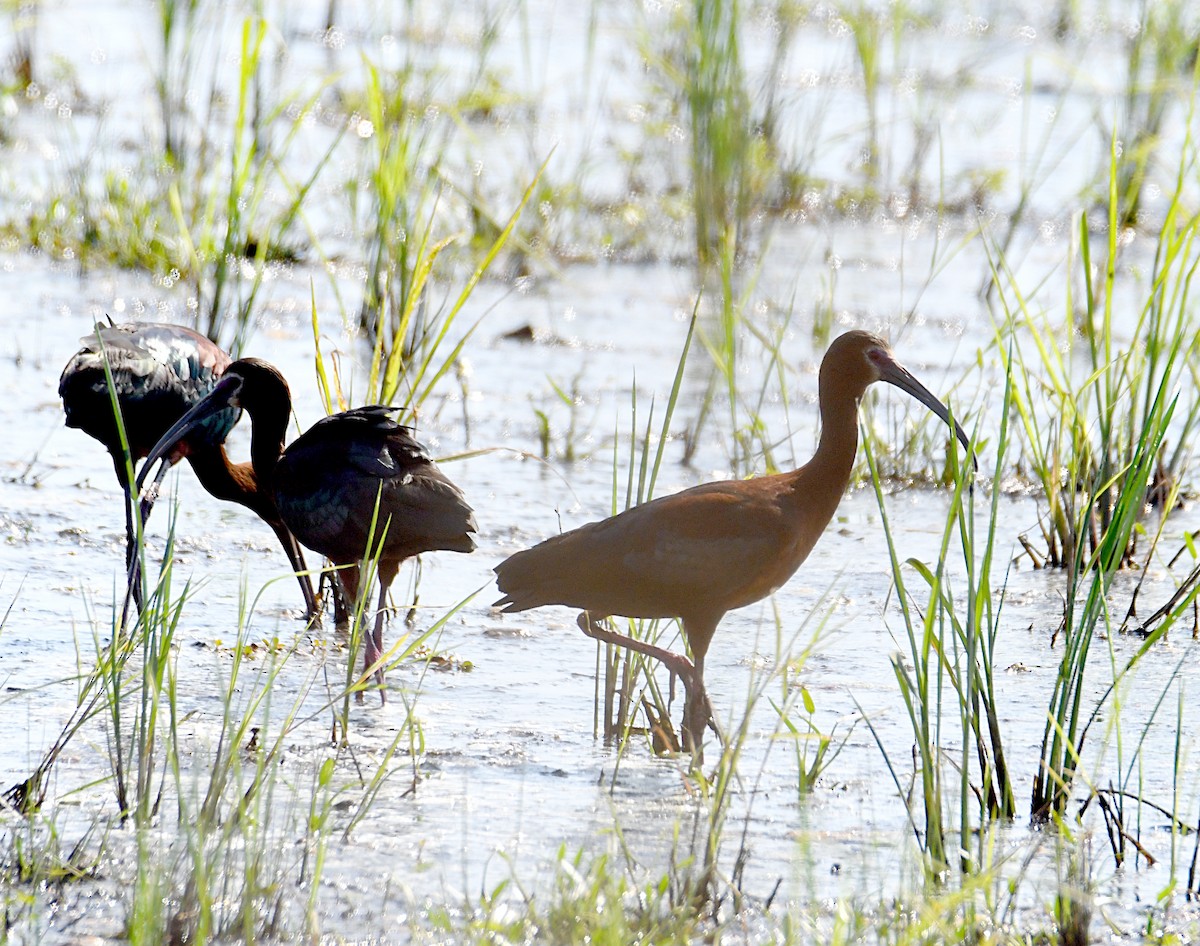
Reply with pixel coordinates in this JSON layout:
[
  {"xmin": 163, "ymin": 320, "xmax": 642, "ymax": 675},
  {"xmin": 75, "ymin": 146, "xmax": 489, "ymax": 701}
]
[
  {"xmin": 493, "ymin": 330, "xmax": 973, "ymax": 753},
  {"xmin": 59, "ymin": 321, "xmax": 318, "ymax": 618},
  {"xmin": 136, "ymin": 358, "xmax": 478, "ymax": 701}
]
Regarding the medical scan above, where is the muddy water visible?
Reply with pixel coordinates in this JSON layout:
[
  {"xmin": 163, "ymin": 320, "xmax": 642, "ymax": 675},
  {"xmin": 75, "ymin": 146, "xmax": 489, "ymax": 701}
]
[{"xmin": 4, "ymin": 0, "xmax": 1200, "ymax": 941}]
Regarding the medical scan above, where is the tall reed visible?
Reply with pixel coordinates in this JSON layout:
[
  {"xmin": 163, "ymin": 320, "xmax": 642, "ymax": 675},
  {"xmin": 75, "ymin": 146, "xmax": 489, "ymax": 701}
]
[
  {"xmin": 861, "ymin": 359, "xmax": 1018, "ymax": 874},
  {"xmin": 167, "ymin": 16, "xmax": 336, "ymax": 352},
  {"xmin": 996, "ymin": 142, "xmax": 1199, "ymax": 819}
]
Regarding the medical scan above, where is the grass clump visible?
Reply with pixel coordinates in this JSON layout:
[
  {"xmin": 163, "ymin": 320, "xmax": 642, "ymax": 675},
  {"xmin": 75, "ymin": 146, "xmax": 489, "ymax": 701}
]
[
  {"xmin": 2, "ymin": 11, "xmax": 332, "ymax": 352},
  {"xmin": 989, "ymin": 135, "xmax": 1199, "ymax": 820},
  {"xmin": 862, "ymin": 377, "xmax": 1010, "ymax": 875},
  {"xmin": 314, "ymin": 53, "xmax": 543, "ymax": 421}
]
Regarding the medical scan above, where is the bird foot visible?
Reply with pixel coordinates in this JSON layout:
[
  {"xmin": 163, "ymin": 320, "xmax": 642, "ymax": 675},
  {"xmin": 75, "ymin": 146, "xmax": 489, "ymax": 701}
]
[
  {"xmin": 682, "ymin": 690, "xmax": 721, "ymax": 758},
  {"xmin": 640, "ymin": 698, "xmax": 681, "ymax": 755},
  {"xmin": 352, "ymin": 677, "xmax": 387, "ymax": 705},
  {"xmin": 302, "ymin": 608, "xmax": 324, "ymax": 630}
]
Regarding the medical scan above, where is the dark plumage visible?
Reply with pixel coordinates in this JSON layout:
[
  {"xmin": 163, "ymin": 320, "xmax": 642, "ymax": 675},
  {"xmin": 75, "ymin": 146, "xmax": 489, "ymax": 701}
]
[
  {"xmin": 60, "ymin": 322, "xmax": 317, "ymax": 618},
  {"xmin": 137, "ymin": 358, "xmax": 477, "ymax": 700}
]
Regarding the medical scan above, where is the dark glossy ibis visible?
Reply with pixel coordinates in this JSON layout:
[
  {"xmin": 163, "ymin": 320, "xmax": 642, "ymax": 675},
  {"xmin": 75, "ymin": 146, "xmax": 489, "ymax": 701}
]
[
  {"xmin": 493, "ymin": 330, "xmax": 973, "ymax": 753},
  {"xmin": 59, "ymin": 321, "xmax": 318, "ymax": 618},
  {"xmin": 136, "ymin": 358, "xmax": 478, "ymax": 701}
]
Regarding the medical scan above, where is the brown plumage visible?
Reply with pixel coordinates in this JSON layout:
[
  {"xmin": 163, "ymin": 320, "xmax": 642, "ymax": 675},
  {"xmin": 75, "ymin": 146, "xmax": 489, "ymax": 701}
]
[{"xmin": 494, "ymin": 330, "xmax": 972, "ymax": 752}]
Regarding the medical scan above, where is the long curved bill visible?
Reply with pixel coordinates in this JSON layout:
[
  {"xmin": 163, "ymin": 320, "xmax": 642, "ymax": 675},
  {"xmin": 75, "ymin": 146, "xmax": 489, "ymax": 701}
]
[
  {"xmin": 877, "ymin": 358, "xmax": 975, "ymax": 468},
  {"xmin": 135, "ymin": 374, "xmax": 243, "ymax": 499}
]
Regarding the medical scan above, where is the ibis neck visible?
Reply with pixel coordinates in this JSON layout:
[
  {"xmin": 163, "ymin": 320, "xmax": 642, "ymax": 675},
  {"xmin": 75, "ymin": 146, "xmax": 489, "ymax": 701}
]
[
  {"xmin": 246, "ymin": 392, "xmax": 291, "ymax": 488},
  {"xmin": 186, "ymin": 446, "xmax": 255, "ymax": 504},
  {"xmin": 186, "ymin": 447, "xmax": 277, "ymax": 519},
  {"xmin": 810, "ymin": 388, "xmax": 861, "ymax": 486}
]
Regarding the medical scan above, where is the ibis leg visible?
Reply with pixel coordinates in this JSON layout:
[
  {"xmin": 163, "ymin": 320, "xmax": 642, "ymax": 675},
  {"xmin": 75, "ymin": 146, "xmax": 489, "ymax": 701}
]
[
  {"xmin": 576, "ymin": 613, "xmax": 719, "ymax": 756},
  {"xmin": 366, "ymin": 562, "xmax": 399, "ymax": 706},
  {"xmin": 267, "ymin": 522, "xmax": 320, "ymax": 625},
  {"xmin": 123, "ymin": 457, "xmax": 173, "ymax": 622}
]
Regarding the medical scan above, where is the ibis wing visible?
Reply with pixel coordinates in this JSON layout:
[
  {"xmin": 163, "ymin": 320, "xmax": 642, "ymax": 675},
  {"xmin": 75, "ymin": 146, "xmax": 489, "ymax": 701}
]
[
  {"xmin": 59, "ymin": 322, "xmax": 238, "ymax": 458},
  {"xmin": 495, "ymin": 479, "xmax": 801, "ymax": 618},
  {"xmin": 275, "ymin": 407, "xmax": 476, "ymax": 564}
]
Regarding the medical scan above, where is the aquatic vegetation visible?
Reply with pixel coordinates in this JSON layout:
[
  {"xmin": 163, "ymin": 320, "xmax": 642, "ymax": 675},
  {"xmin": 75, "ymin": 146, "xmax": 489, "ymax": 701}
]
[
  {"xmin": 998, "ymin": 143, "xmax": 1200, "ymax": 573},
  {"xmin": 7, "ymin": 0, "xmax": 1200, "ymax": 942},
  {"xmin": 1112, "ymin": 0, "xmax": 1200, "ymax": 228}
]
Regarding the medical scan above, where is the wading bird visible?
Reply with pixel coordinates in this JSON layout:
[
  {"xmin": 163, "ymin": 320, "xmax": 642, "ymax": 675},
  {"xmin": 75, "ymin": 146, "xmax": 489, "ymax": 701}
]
[
  {"xmin": 493, "ymin": 330, "xmax": 973, "ymax": 753},
  {"xmin": 60, "ymin": 322, "xmax": 318, "ymax": 618},
  {"xmin": 136, "ymin": 358, "xmax": 477, "ymax": 701}
]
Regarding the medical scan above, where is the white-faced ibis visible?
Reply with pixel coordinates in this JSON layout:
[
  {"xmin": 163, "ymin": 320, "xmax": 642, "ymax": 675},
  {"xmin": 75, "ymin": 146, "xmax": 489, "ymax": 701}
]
[
  {"xmin": 60, "ymin": 321, "xmax": 318, "ymax": 618},
  {"xmin": 136, "ymin": 358, "xmax": 478, "ymax": 701},
  {"xmin": 493, "ymin": 330, "xmax": 973, "ymax": 753}
]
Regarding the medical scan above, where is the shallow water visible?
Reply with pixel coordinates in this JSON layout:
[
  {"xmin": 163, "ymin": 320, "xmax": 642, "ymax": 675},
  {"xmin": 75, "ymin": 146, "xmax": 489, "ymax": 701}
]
[{"xmin": 4, "ymin": 1, "xmax": 1200, "ymax": 942}]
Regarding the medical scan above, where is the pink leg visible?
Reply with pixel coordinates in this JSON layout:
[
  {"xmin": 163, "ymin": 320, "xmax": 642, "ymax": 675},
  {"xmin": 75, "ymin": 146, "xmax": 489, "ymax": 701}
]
[
  {"xmin": 576, "ymin": 612, "xmax": 696, "ymax": 687},
  {"xmin": 336, "ymin": 566, "xmax": 372, "ymax": 704}
]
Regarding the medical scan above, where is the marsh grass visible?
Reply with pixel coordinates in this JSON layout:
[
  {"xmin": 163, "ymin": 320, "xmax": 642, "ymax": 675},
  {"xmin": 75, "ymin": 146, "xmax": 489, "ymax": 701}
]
[
  {"xmin": 3, "ymin": 9, "xmax": 335, "ymax": 351},
  {"xmin": 842, "ymin": 1, "xmax": 887, "ymax": 184},
  {"xmin": 1114, "ymin": 0, "xmax": 1200, "ymax": 228},
  {"xmin": 532, "ymin": 372, "xmax": 588, "ymax": 462},
  {"xmin": 120, "ymin": 591, "xmax": 326, "ymax": 941},
  {"xmin": 591, "ymin": 310, "xmax": 696, "ymax": 751},
  {"xmin": 1077, "ymin": 645, "xmax": 1194, "ymax": 873},
  {"xmin": 404, "ymin": 826, "xmax": 1118, "ymax": 944},
  {"xmin": 1, "ymin": 417, "xmax": 465, "ymax": 942},
  {"xmin": 325, "ymin": 57, "xmax": 544, "ymax": 417},
  {"xmin": 4, "ymin": 532, "xmax": 460, "ymax": 942},
  {"xmin": 769, "ymin": 681, "xmax": 848, "ymax": 797},
  {"xmin": 348, "ymin": 57, "xmax": 448, "ymax": 355},
  {"xmin": 999, "ymin": 135, "xmax": 1200, "ymax": 574},
  {"xmin": 988, "ymin": 141, "xmax": 1198, "ymax": 821},
  {"xmin": 5, "ymin": 332, "xmax": 146, "ymax": 815},
  {"xmin": 862, "ymin": 368, "xmax": 1014, "ymax": 873},
  {"xmin": 154, "ymin": 0, "xmax": 203, "ymax": 168},
  {"xmin": 3, "ymin": 0, "xmax": 35, "ymax": 94},
  {"xmin": 693, "ymin": 267, "xmax": 801, "ymax": 477},
  {"xmin": 686, "ymin": 0, "xmax": 752, "ymax": 271},
  {"xmin": 635, "ymin": 0, "xmax": 790, "ymax": 272},
  {"xmin": 168, "ymin": 16, "xmax": 337, "ymax": 352}
]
